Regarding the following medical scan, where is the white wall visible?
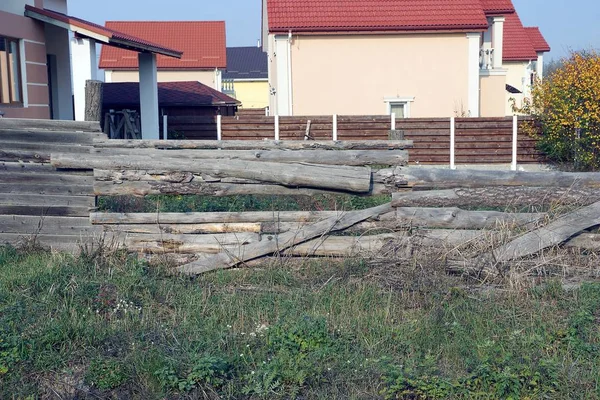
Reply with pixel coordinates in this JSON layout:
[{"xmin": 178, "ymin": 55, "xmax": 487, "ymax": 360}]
[{"xmin": 0, "ymin": 0, "xmax": 34, "ymax": 15}]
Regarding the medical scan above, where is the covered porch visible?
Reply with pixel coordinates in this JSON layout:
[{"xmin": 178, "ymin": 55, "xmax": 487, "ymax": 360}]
[{"xmin": 24, "ymin": 5, "xmax": 182, "ymax": 139}]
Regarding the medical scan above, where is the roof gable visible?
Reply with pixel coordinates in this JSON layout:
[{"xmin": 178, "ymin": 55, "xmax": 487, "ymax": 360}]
[
  {"xmin": 503, "ymin": 12, "xmax": 539, "ymax": 61},
  {"xmin": 99, "ymin": 21, "xmax": 226, "ymax": 70},
  {"xmin": 480, "ymin": 0, "xmax": 515, "ymax": 15},
  {"xmin": 103, "ymin": 81, "xmax": 239, "ymax": 107},
  {"xmin": 223, "ymin": 47, "xmax": 268, "ymax": 80},
  {"xmin": 524, "ymin": 27, "xmax": 551, "ymax": 53},
  {"xmin": 266, "ymin": 0, "xmax": 489, "ymax": 33}
]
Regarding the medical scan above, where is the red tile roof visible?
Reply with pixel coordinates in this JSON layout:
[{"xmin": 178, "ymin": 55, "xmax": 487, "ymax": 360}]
[
  {"xmin": 103, "ymin": 81, "xmax": 239, "ymax": 107},
  {"xmin": 266, "ymin": 0, "xmax": 490, "ymax": 33},
  {"xmin": 24, "ymin": 6, "xmax": 182, "ymax": 58},
  {"xmin": 524, "ymin": 27, "xmax": 551, "ymax": 53},
  {"xmin": 503, "ymin": 12, "xmax": 538, "ymax": 61},
  {"xmin": 99, "ymin": 21, "xmax": 226, "ymax": 70},
  {"xmin": 480, "ymin": 0, "xmax": 515, "ymax": 14}
]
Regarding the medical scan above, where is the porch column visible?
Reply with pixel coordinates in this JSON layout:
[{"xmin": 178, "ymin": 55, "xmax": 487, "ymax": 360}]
[
  {"xmin": 491, "ymin": 17, "xmax": 505, "ymax": 69},
  {"xmin": 467, "ymin": 33, "xmax": 481, "ymax": 117},
  {"xmin": 138, "ymin": 52, "xmax": 159, "ymax": 139},
  {"xmin": 536, "ymin": 52, "xmax": 544, "ymax": 80},
  {"xmin": 71, "ymin": 37, "xmax": 96, "ymax": 121}
]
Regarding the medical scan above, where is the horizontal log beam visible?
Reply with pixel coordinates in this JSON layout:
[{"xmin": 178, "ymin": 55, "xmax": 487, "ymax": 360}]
[
  {"xmin": 93, "ymin": 139, "xmax": 413, "ymax": 150},
  {"xmin": 392, "ymin": 187, "xmax": 600, "ymax": 208},
  {"xmin": 91, "ymin": 210, "xmax": 395, "ymax": 225},
  {"xmin": 377, "ymin": 167, "xmax": 600, "ymax": 191},
  {"xmin": 52, "ymin": 154, "xmax": 372, "ymax": 193},
  {"xmin": 90, "ymin": 148, "xmax": 408, "ymax": 166}
]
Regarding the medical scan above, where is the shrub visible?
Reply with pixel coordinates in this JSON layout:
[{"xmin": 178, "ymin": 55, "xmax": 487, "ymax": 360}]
[{"xmin": 517, "ymin": 51, "xmax": 600, "ymax": 170}]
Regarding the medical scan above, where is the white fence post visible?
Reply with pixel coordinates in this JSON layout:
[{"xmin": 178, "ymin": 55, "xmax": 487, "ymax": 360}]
[
  {"xmin": 217, "ymin": 114, "xmax": 222, "ymax": 141},
  {"xmin": 511, "ymin": 115, "xmax": 518, "ymax": 171},
  {"xmin": 332, "ymin": 114, "xmax": 338, "ymax": 141},
  {"xmin": 391, "ymin": 113, "xmax": 396, "ymax": 131},
  {"xmin": 275, "ymin": 115, "xmax": 280, "ymax": 141},
  {"xmin": 450, "ymin": 117, "xmax": 456, "ymax": 170},
  {"xmin": 162, "ymin": 114, "xmax": 168, "ymax": 140}
]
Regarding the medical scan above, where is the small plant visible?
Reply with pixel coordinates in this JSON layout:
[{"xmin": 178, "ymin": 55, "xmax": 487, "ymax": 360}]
[
  {"xmin": 155, "ymin": 356, "xmax": 231, "ymax": 392},
  {"xmin": 85, "ymin": 358, "xmax": 128, "ymax": 390}
]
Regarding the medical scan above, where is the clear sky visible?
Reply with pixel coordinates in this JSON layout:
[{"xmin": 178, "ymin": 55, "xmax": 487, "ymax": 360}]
[{"xmin": 68, "ymin": 0, "xmax": 599, "ymax": 61}]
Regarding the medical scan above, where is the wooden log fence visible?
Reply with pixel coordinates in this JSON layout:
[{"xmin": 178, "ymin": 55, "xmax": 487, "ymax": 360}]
[{"xmin": 2, "ymin": 118, "xmax": 600, "ymax": 280}]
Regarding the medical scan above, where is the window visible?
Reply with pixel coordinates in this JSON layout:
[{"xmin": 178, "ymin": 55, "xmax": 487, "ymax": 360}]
[
  {"xmin": 384, "ymin": 97, "xmax": 414, "ymax": 118},
  {"xmin": 0, "ymin": 36, "xmax": 22, "ymax": 105}
]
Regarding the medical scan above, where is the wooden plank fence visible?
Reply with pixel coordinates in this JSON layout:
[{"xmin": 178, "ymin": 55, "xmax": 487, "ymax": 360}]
[{"xmin": 161, "ymin": 115, "xmax": 543, "ymax": 165}]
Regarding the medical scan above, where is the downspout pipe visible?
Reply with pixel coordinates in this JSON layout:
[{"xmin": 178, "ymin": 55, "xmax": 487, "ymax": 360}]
[{"xmin": 287, "ymin": 30, "xmax": 293, "ymax": 115}]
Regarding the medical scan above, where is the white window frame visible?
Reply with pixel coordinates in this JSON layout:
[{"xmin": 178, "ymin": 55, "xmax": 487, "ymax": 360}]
[{"xmin": 384, "ymin": 97, "xmax": 415, "ymax": 118}]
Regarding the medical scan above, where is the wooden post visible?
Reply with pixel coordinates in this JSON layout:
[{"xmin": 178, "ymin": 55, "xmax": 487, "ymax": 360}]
[
  {"xmin": 84, "ymin": 80, "xmax": 104, "ymax": 122},
  {"xmin": 274, "ymin": 115, "xmax": 280, "ymax": 140},
  {"xmin": 511, "ymin": 115, "xmax": 518, "ymax": 171},
  {"xmin": 217, "ymin": 114, "xmax": 222, "ymax": 141},
  {"xmin": 391, "ymin": 113, "xmax": 396, "ymax": 131},
  {"xmin": 332, "ymin": 114, "xmax": 338, "ymax": 141},
  {"xmin": 450, "ymin": 117, "xmax": 456, "ymax": 170},
  {"xmin": 162, "ymin": 114, "xmax": 168, "ymax": 140}
]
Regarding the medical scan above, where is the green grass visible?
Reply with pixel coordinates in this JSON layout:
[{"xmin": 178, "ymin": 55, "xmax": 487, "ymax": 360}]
[
  {"xmin": 97, "ymin": 194, "xmax": 392, "ymax": 213},
  {"xmin": 1, "ymin": 245, "xmax": 600, "ymax": 399}
]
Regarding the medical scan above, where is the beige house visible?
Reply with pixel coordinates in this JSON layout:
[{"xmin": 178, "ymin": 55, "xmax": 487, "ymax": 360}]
[
  {"xmin": 263, "ymin": 0, "xmax": 549, "ymax": 118},
  {"xmin": 100, "ymin": 21, "xmax": 226, "ymax": 90}
]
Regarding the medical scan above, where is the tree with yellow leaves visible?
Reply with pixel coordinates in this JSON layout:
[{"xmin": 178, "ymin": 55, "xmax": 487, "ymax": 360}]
[{"xmin": 518, "ymin": 51, "xmax": 600, "ymax": 170}]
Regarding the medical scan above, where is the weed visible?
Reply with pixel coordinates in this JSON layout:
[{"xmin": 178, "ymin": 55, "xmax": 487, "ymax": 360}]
[{"xmin": 85, "ymin": 358, "xmax": 128, "ymax": 390}]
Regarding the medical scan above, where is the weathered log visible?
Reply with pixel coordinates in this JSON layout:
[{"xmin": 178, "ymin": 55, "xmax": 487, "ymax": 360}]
[
  {"xmin": 52, "ymin": 154, "xmax": 372, "ymax": 193},
  {"xmin": 92, "ymin": 139, "xmax": 413, "ymax": 150},
  {"xmin": 493, "ymin": 200, "xmax": 600, "ymax": 262},
  {"xmin": 376, "ymin": 167, "xmax": 600, "ymax": 191},
  {"xmin": 90, "ymin": 148, "xmax": 408, "ymax": 166},
  {"xmin": 261, "ymin": 208, "xmax": 544, "ymax": 232},
  {"xmin": 0, "ymin": 193, "xmax": 94, "ymax": 207},
  {"xmin": 0, "ymin": 215, "xmax": 96, "ymax": 235},
  {"xmin": 91, "ymin": 210, "xmax": 396, "ymax": 225},
  {"xmin": 176, "ymin": 202, "xmax": 393, "ymax": 275},
  {"xmin": 84, "ymin": 80, "xmax": 104, "ymax": 122},
  {"xmin": 102, "ymin": 223, "xmax": 263, "ymax": 235},
  {"xmin": 392, "ymin": 187, "xmax": 600, "ymax": 208},
  {"xmin": 0, "ymin": 118, "xmax": 101, "ymax": 132},
  {"xmin": 93, "ymin": 180, "xmax": 364, "ymax": 197},
  {"xmin": 125, "ymin": 233, "xmax": 260, "ymax": 254}
]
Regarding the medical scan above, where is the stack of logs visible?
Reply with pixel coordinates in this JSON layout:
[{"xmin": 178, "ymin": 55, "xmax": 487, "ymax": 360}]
[{"xmin": 50, "ymin": 138, "xmax": 600, "ymax": 275}]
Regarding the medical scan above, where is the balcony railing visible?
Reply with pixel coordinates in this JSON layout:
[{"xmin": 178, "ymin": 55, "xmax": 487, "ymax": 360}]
[
  {"xmin": 222, "ymin": 79, "xmax": 236, "ymax": 98},
  {"xmin": 479, "ymin": 47, "xmax": 494, "ymax": 70}
]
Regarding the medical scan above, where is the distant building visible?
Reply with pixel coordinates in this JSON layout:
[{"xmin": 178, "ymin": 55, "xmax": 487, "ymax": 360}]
[
  {"xmin": 222, "ymin": 46, "xmax": 268, "ymax": 110},
  {"xmin": 262, "ymin": 0, "xmax": 550, "ymax": 117},
  {"xmin": 100, "ymin": 21, "xmax": 226, "ymax": 91}
]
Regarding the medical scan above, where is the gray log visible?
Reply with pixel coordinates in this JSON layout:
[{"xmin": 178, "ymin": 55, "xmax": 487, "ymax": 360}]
[
  {"xmin": 0, "ymin": 193, "xmax": 94, "ymax": 207},
  {"xmin": 93, "ymin": 139, "xmax": 413, "ymax": 150},
  {"xmin": 392, "ymin": 187, "xmax": 600, "ymax": 208},
  {"xmin": 0, "ymin": 119, "xmax": 101, "ymax": 132},
  {"xmin": 52, "ymin": 154, "xmax": 372, "ymax": 193},
  {"xmin": 124, "ymin": 233, "xmax": 260, "ymax": 254},
  {"xmin": 177, "ymin": 203, "xmax": 393, "ymax": 275},
  {"xmin": 91, "ymin": 210, "xmax": 395, "ymax": 225},
  {"xmin": 377, "ymin": 167, "xmax": 600, "ymax": 190},
  {"xmin": 84, "ymin": 80, "xmax": 104, "ymax": 122},
  {"xmin": 493, "ymin": 200, "xmax": 600, "ymax": 262},
  {"xmin": 0, "ymin": 215, "xmax": 95, "ymax": 234},
  {"xmin": 101, "ymin": 223, "xmax": 262, "ymax": 235},
  {"xmin": 91, "ymin": 148, "xmax": 408, "ymax": 166}
]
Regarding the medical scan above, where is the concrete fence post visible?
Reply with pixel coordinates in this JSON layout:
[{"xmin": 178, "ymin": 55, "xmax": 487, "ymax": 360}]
[
  {"xmin": 275, "ymin": 115, "xmax": 280, "ymax": 140},
  {"xmin": 163, "ymin": 114, "xmax": 168, "ymax": 140},
  {"xmin": 511, "ymin": 115, "xmax": 518, "ymax": 171},
  {"xmin": 450, "ymin": 117, "xmax": 456, "ymax": 170},
  {"xmin": 332, "ymin": 114, "xmax": 338, "ymax": 141},
  {"xmin": 391, "ymin": 113, "xmax": 396, "ymax": 131},
  {"xmin": 217, "ymin": 114, "xmax": 222, "ymax": 141}
]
